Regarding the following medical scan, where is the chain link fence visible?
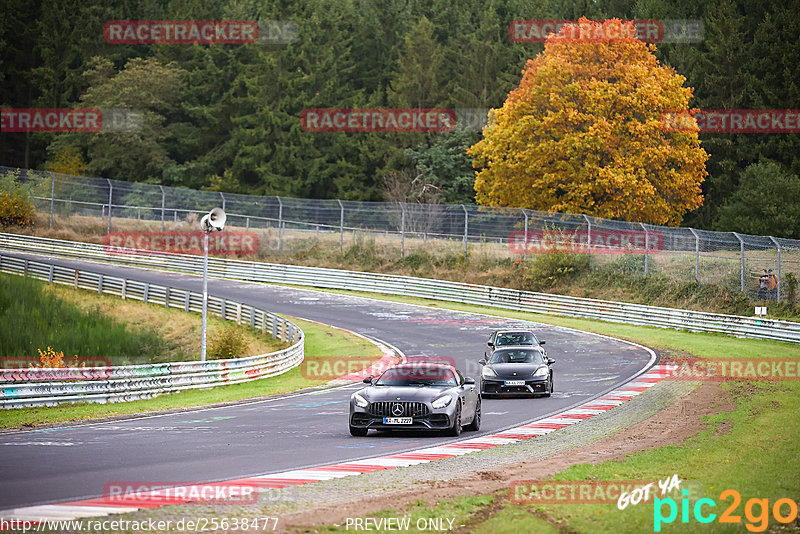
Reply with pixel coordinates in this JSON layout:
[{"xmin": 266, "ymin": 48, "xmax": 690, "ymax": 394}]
[{"xmin": 4, "ymin": 166, "xmax": 799, "ymax": 303}]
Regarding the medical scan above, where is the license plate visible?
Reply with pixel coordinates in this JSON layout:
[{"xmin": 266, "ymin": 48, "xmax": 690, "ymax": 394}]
[
  {"xmin": 383, "ymin": 417, "xmax": 412, "ymax": 425},
  {"xmin": 504, "ymin": 380, "xmax": 526, "ymax": 386}
]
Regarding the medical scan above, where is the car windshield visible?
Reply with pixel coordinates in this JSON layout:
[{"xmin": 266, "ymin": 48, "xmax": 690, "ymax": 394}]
[
  {"xmin": 489, "ymin": 350, "xmax": 544, "ymax": 365},
  {"xmin": 375, "ymin": 366, "xmax": 458, "ymax": 386},
  {"xmin": 494, "ymin": 332, "xmax": 537, "ymax": 346}
]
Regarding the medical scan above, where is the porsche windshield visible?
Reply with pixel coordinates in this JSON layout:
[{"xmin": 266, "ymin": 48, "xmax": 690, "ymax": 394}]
[
  {"xmin": 489, "ymin": 350, "xmax": 544, "ymax": 365},
  {"xmin": 375, "ymin": 366, "xmax": 458, "ymax": 386},
  {"xmin": 495, "ymin": 332, "xmax": 538, "ymax": 346}
]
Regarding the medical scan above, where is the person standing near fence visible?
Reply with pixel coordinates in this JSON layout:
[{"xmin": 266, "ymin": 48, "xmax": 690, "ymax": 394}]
[
  {"xmin": 758, "ymin": 269, "xmax": 769, "ymax": 300},
  {"xmin": 767, "ymin": 269, "xmax": 778, "ymax": 301}
]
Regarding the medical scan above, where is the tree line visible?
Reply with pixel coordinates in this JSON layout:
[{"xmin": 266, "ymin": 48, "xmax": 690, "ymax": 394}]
[{"xmin": 1, "ymin": 0, "xmax": 798, "ymax": 236}]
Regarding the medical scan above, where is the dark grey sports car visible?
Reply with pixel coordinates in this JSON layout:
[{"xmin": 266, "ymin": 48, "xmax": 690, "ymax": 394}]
[
  {"xmin": 479, "ymin": 347, "xmax": 555, "ymax": 397},
  {"xmin": 349, "ymin": 363, "xmax": 481, "ymax": 436}
]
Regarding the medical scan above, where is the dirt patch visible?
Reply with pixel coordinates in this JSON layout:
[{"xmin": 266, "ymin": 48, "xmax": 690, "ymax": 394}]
[{"xmin": 281, "ymin": 381, "xmax": 733, "ymax": 531}]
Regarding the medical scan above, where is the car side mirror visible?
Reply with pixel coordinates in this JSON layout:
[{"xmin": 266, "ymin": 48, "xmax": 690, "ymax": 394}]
[
  {"xmin": 547, "ymin": 358, "xmax": 555, "ymax": 365},
  {"xmin": 478, "ymin": 359, "xmax": 486, "ymax": 365},
  {"xmin": 464, "ymin": 377, "xmax": 475, "ymax": 385},
  {"xmin": 362, "ymin": 376, "xmax": 373, "ymax": 384},
  {"xmin": 540, "ymin": 340, "xmax": 546, "ymax": 345},
  {"xmin": 487, "ymin": 341, "xmax": 494, "ymax": 347}
]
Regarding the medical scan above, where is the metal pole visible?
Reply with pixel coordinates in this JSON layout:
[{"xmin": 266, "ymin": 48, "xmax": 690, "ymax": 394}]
[
  {"xmin": 689, "ymin": 228, "xmax": 700, "ymax": 284},
  {"xmin": 276, "ymin": 197, "xmax": 283, "ymax": 251},
  {"xmin": 461, "ymin": 204, "xmax": 468, "ymax": 254},
  {"xmin": 769, "ymin": 236, "xmax": 782, "ymax": 302},
  {"xmin": 106, "ymin": 178, "xmax": 113, "ymax": 233},
  {"xmin": 337, "ymin": 199, "xmax": 344, "ymax": 252},
  {"xmin": 49, "ymin": 172, "xmax": 55, "ymax": 229},
  {"xmin": 733, "ymin": 232, "xmax": 745, "ymax": 293},
  {"xmin": 583, "ymin": 214, "xmax": 592, "ymax": 255},
  {"xmin": 159, "ymin": 185, "xmax": 165, "ymax": 231},
  {"xmin": 219, "ymin": 192, "xmax": 226, "ymax": 212},
  {"xmin": 639, "ymin": 223, "xmax": 649, "ymax": 276},
  {"xmin": 522, "ymin": 209, "xmax": 529, "ymax": 260},
  {"xmin": 201, "ymin": 232, "xmax": 209, "ymax": 362},
  {"xmin": 400, "ymin": 203, "xmax": 406, "ymax": 257}
]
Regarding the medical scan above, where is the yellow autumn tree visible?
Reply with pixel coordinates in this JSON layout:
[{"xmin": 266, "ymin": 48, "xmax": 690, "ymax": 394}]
[{"xmin": 468, "ymin": 18, "xmax": 708, "ymax": 225}]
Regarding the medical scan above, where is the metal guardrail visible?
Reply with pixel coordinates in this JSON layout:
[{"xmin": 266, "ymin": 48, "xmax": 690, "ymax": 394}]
[
  {"xmin": 0, "ymin": 252, "xmax": 304, "ymax": 409},
  {"xmin": 2, "ymin": 232, "xmax": 799, "ymax": 344}
]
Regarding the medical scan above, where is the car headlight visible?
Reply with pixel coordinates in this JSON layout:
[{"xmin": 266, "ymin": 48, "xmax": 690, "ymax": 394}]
[
  {"xmin": 432, "ymin": 395, "xmax": 452, "ymax": 409},
  {"xmin": 352, "ymin": 393, "xmax": 369, "ymax": 408},
  {"xmin": 533, "ymin": 367, "xmax": 548, "ymax": 377},
  {"xmin": 482, "ymin": 366, "xmax": 497, "ymax": 378}
]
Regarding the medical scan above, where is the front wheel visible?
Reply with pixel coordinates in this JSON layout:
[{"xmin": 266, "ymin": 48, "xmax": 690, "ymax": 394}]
[
  {"xmin": 349, "ymin": 425, "xmax": 368, "ymax": 436},
  {"xmin": 446, "ymin": 401, "xmax": 462, "ymax": 436},
  {"xmin": 543, "ymin": 375, "xmax": 553, "ymax": 397},
  {"xmin": 465, "ymin": 397, "xmax": 481, "ymax": 431}
]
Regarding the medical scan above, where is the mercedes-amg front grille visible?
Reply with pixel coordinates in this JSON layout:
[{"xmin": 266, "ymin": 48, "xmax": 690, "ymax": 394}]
[{"xmin": 369, "ymin": 401, "xmax": 430, "ymax": 417}]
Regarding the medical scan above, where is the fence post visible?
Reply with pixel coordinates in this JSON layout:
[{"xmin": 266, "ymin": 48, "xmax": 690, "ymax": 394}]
[
  {"xmin": 219, "ymin": 192, "xmax": 226, "ymax": 212},
  {"xmin": 733, "ymin": 232, "xmax": 745, "ymax": 293},
  {"xmin": 639, "ymin": 222, "xmax": 649, "ymax": 276},
  {"xmin": 522, "ymin": 209, "xmax": 529, "ymax": 260},
  {"xmin": 159, "ymin": 185, "xmax": 165, "ymax": 231},
  {"xmin": 689, "ymin": 228, "xmax": 700, "ymax": 284},
  {"xmin": 400, "ymin": 203, "xmax": 406, "ymax": 257},
  {"xmin": 276, "ymin": 196, "xmax": 283, "ymax": 251},
  {"xmin": 49, "ymin": 172, "xmax": 55, "ymax": 229},
  {"xmin": 337, "ymin": 199, "xmax": 344, "ymax": 252},
  {"xmin": 106, "ymin": 178, "xmax": 113, "ymax": 233},
  {"xmin": 461, "ymin": 204, "xmax": 469, "ymax": 254},
  {"xmin": 769, "ymin": 236, "xmax": 782, "ymax": 302},
  {"xmin": 583, "ymin": 214, "xmax": 592, "ymax": 256}
]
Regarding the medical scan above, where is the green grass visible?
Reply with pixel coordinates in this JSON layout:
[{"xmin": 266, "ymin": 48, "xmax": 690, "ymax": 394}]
[
  {"xmin": 278, "ymin": 285, "xmax": 800, "ymax": 534},
  {"xmin": 0, "ymin": 273, "xmax": 166, "ymax": 362},
  {"xmin": 0, "ymin": 318, "xmax": 382, "ymax": 429}
]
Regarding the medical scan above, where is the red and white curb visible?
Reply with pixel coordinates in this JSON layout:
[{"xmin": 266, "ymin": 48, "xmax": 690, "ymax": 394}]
[{"xmin": 0, "ymin": 364, "xmax": 676, "ymax": 524}]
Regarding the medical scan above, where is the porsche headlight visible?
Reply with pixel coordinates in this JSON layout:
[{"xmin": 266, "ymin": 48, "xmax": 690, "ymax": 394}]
[
  {"xmin": 482, "ymin": 366, "xmax": 497, "ymax": 378},
  {"xmin": 432, "ymin": 396, "xmax": 452, "ymax": 409},
  {"xmin": 533, "ymin": 367, "xmax": 548, "ymax": 377},
  {"xmin": 353, "ymin": 393, "xmax": 369, "ymax": 408}
]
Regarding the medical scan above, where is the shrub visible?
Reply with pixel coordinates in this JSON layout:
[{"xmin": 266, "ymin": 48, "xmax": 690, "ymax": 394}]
[
  {"xmin": 0, "ymin": 188, "xmax": 35, "ymax": 227},
  {"xmin": 785, "ymin": 273, "xmax": 798, "ymax": 307},
  {"xmin": 208, "ymin": 323, "xmax": 248, "ymax": 360},
  {"xmin": 524, "ymin": 252, "xmax": 590, "ymax": 291}
]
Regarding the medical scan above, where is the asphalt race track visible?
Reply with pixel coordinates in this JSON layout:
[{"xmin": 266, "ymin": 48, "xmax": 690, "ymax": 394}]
[{"xmin": 0, "ymin": 252, "xmax": 655, "ymax": 510}]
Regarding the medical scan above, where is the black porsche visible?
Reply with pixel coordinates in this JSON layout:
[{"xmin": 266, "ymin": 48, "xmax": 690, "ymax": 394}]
[{"xmin": 479, "ymin": 347, "xmax": 555, "ymax": 397}]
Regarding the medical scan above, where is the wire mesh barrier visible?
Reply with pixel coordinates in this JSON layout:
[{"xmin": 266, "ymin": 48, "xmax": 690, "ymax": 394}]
[
  {"xmin": 4, "ymin": 165, "xmax": 799, "ymax": 302},
  {"xmin": 2, "ymin": 233, "xmax": 798, "ymax": 344},
  {"xmin": 0, "ymin": 253, "xmax": 304, "ymax": 409}
]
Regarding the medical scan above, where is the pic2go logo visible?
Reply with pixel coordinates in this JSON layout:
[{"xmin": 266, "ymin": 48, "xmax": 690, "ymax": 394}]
[{"xmin": 654, "ymin": 489, "xmax": 799, "ymax": 532}]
